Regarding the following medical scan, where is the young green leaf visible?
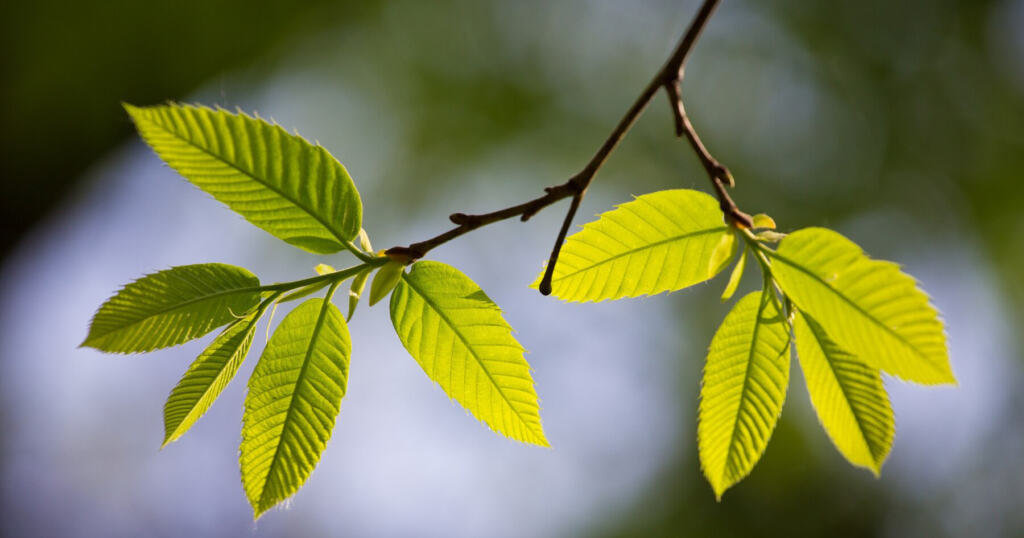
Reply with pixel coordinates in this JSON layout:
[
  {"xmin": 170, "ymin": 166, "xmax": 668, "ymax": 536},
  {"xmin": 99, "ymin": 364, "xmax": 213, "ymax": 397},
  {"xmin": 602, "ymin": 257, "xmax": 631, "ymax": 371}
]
[
  {"xmin": 768, "ymin": 227, "xmax": 954, "ymax": 384},
  {"xmin": 751, "ymin": 213, "xmax": 776, "ymax": 230},
  {"xmin": 535, "ymin": 189, "xmax": 732, "ymax": 302},
  {"xmin": 348, "ymin": 268, "xmax": 371, "ymax": 321},
  {"xmin": 356, "ymin": 228, "xmax": 373, "ymax": 253},
  {"xmin": 124, "ymin": 103, "xmax": 362, "ymax": 254},
  {"xmin": 240, "ymin": 296, "xmax": 351, "ymax": 519},
  {"xmin": 390, "ymin": 261, "xmax": 548, "ymax": 446},
  {"xmin": 369, "ymin": 260, "xmax": 404, "ymax": 306},
  {"xmin": 82, "ymin": 263, "xmax": 261, "ymax": 353},
  {"xmin": 699, "ymin": 290, "xmax": 791, "ymax": 500},
  {"xmin": 163, "ymin": 311, "xmax": 262, "ymax": 447},
  {"xmin": 721, "ymin": 246, "xmax": 746, "ymax": 302},
  {"xmin": 795, "ymin": 311, "xmax": 893, "ymax": 474},
  {"xmin": 709, "ymin": 233, "xmax": 738, "ymax": 276}
]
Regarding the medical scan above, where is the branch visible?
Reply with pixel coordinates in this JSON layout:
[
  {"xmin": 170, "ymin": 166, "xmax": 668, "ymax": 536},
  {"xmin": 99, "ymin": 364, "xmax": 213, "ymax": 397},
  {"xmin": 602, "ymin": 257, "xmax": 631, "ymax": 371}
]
[{"xmin": 385, "ymin": 0, "xmax": 750, "ymax": 293}]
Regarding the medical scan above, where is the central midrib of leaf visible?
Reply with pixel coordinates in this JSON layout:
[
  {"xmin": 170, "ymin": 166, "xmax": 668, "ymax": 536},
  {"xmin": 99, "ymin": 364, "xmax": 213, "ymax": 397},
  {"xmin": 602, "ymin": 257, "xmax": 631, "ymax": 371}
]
[
  {"xmin": 90, "ymin": 286, "xmax": 262, "ymax": 340},
  {"xmin": 768, "ymin": 250, "xmax": 939, "ymax": 372},
  {"xmin": 553, "ymin": 228, "xmax": 725, "ymax": 281},
  {"xmin": 258, "ymin": 297, "xmax": 333, "ymax": 508},
  {"xmin": 402, "ymin": 274, "xmax": 539, "ymax": 440},
  {"xmin": 721, "ymin": 292, "xmax": 772, "ymax": 484},
  {"xmin": 801, "ymin": 317, "xmax": 874, "ymax": 460},
  {"xmin": 136, "ymin": 112, "xmax": 349, "ymax": 246}
]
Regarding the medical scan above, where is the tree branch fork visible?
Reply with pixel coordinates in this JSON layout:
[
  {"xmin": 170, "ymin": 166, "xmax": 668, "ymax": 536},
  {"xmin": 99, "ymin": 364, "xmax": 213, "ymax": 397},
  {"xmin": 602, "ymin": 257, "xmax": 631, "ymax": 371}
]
[{"xmin": 385, "ymin": 0, "xmax": 751, "ymax": 293}]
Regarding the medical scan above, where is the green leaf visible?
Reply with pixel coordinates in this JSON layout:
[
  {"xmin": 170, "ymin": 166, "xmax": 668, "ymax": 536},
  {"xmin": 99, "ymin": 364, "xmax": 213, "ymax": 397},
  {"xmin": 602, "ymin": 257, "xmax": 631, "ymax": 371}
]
[
  {"xmin": 768, "ymin": 227, "xmax": 954, "ymax": 384},
  {"xmin": 357, "ymin": 228, "xmax": 373, "ymax": 253},
  {"xmin": 348, "ymin": 268, "xmax": 371, "ymax": 321},
  {"xmin": 125, "ymin": 103, "xmax": 362, "ymax": 254},
  {"xmin": 163, "ymin": 310, "xmax": 262, "ymax": 447},
  {"xmin": 755, "ymin": 230, "xmax": 786, "ymax": 243},
  {"xmin": 82, "ymin": 263, "xmax": 261, "ymax": 353},
  {"xmin": 721, "ymin": 246, "xmax": 746, "ymax": 302},
  {"xmin": 795, "ymin": 310, "xmax": 893, "ymax": 474},
  {"xmin": 699, "ymin": 290, "xmax": 791, "ymax": 500},
  {"xmin": 751, "ymin": 213, "xmax": 776, "ymax": 230},
  {"xmin": 390, "ymin": 261, "xmax": 548, "ymax": 446},
  {"xmin": 369, "ymin": 260, "xmax": 404, "ymax": 306},
  {"xmin": 709, "ymin": 232, "xmax": 738, "ymax": 276},
  {"xmin": 240, "ymin": 296, "xmax": 351, "ymax": 518},
  {"xmin": 535, "ymin": 189, "xmax": 731, "ymax": 302}
]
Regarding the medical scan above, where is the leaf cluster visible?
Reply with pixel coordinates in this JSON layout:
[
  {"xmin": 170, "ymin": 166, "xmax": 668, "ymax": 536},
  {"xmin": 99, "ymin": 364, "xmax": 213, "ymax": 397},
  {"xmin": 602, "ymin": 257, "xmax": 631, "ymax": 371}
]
[
  {"xmin": 539, "ymin": 189, "xmax": 953, "ymax": 497},
  {"xmin": 85, "ymin": 104, "xmax": 547, "ymax": 518},
  {"xmin": 84, "ymin": 103, "xmax": 952, "ymax": 515}
]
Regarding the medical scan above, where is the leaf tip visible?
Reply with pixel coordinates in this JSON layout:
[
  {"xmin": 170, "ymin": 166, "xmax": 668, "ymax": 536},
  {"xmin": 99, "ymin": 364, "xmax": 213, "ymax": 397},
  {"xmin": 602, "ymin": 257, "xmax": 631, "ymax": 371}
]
[
  {"xmin": 530, "ymin": 431, "xmax": 552, "ymax": 448},
  {"xmin": 160, "ymin": 428, "xmax": 182, "ymax": 449},
  {"xmin": 712, "ymin": 484, "xmax": 726, "ymax": 502},
  {"xmin": 79, "ymin": 333, "xmax": 103, "ymax": 351}
]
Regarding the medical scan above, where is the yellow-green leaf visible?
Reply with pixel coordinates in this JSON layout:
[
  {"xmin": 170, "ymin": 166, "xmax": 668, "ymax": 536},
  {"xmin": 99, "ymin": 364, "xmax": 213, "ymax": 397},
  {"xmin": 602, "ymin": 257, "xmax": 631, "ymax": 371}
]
[
  {"xmin": 369, "ymin": 260, "xmax": 404, "ymax": 306},
  {"xmin": 162, "ymin": 312, "xmax": 261, "ymax": 447},
  {"xmin": 699, "ymin": 290, "xmax": 791, "ymax": 500},
  {"xmin": 721, "ymin": 247, "xmax": 746, "ymax": 302},
  {"xmin": 125, "ymin": 103, "xmax": 362, "ymax": 254},
  {"xmin": 348, "ymin": 268, "xmax": 371, "ymax": 321},
  {"xmin": 751, "ymin": 213, "xmax": 776, "ymax": 229},
  {"xmin": 82, "ymin": 263, "xmax": 261, "ymax": 353},
  {"xmin": 769, "ymin": 227, "xmax": 954, "ymax": 384},
  {"xmin": 535, "ymin": 189, "xmax": 731, "ymax": 302},
  {"xmin": 357, "ymin": 228, "xmax": 373, "ymax": 253},
  {"xmin": 240, "ymin": 297, "xmax": 351, "ymax": 518},
  {"xmin": 390, "ymin": 261, "xmax": 548, "ymax": 446},
  {"xmin": 709, "ymin": 233, "xmax": 738, "ymax": 276},
  {"xmin": 795, "ymin": 310, "xmax": 893, "ymax": 474}
]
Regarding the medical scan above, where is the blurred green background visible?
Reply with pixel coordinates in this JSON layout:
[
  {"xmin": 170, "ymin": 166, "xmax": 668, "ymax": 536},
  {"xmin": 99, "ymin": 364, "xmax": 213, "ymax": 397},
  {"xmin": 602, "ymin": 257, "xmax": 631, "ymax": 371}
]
[{"xmin": 2, "ymin": 0, "xmax": 1022, "ymax": 536}]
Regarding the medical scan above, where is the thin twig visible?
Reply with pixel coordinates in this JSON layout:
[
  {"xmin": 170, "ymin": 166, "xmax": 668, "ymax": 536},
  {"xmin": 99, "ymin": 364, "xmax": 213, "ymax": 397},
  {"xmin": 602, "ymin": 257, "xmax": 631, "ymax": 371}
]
[{"xmin": 385, "ymin": 0, "xmax": 750, "ymax": 291}]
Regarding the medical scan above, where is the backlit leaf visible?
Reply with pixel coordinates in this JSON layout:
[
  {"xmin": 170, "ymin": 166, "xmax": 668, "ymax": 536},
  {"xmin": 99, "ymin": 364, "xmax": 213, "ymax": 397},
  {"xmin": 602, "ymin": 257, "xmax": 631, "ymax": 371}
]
[
  {"xmin": 699, "ymin": 290, "xmax": 791, "ymax": 499},
  {"xmin": 163, "ymin": 311, "xmax": 262, "ymax": 446},
  {"xmin": 795, "ymin": 310, "xmax": 893, "ymax": 474},
  {"xmin": 348, "ymin": 268, "xmax": 371, "ymax": 321},
  {"xmin": 769, "ymin": 227, "xmax": 954, "ymax": 384},
  {"xmin": 709, "ymin": 233, "xmax": 738, "ymax": 276},
  {"xmin": 536, "ymin": 189, "xmax": 731, "ymax": 302},
  {"xmin": 751, "ymin": 214, "xmax": 776, "ymax": 230},
  {"xmin": 125, "ymin": 103, "xmax": 362, "ymax": 254},
  {"xmin": 82, "ymin": 263, "xmax": 261, "ymax": 353},
  {"xmin": 240, "ymin": 297, "xmax": 351, "ymax": 518},
  {"xmin": 357, "ymin": 228, "xmax": 373, "ymax": 253},
  {"xmin": 369, "ymin": 260, "xmax": 404, "ymax": 306},
  {"xmin": 721, "ymin": 247, "xmax": 746, "ymax": 302},
  {"xmin": 390, "ymin": 261, "xmax": 547, "ymax": 446}
]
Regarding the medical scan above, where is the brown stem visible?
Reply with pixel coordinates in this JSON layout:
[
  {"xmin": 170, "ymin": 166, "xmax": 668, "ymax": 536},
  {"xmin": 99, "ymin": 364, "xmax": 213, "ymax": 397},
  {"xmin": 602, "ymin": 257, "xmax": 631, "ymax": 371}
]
[{"xmin": 386, "ymin": 0, "xmax": 750, "ymax": 286}]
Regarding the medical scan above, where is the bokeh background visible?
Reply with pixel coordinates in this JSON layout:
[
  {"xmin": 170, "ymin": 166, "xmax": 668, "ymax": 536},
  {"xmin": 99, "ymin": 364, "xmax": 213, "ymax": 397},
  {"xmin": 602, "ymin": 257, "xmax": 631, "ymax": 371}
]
[{"xmin": 2, "ymin": 0, "xmax": 1023, "ymax": 536}]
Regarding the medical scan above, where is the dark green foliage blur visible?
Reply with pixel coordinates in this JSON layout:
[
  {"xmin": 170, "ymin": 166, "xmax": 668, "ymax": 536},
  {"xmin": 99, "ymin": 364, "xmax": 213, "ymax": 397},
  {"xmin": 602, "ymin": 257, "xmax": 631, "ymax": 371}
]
[{"xmin": 0, "ymin": 0, "xmax": 382, "ymax": 257}]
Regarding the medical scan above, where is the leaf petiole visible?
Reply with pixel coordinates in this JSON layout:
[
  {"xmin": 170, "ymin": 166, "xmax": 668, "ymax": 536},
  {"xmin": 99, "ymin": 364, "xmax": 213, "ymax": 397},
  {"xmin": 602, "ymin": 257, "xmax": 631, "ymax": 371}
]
[{"xmin": 258, "ymin": 263, "xmax": 375, "ymax": 294}]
